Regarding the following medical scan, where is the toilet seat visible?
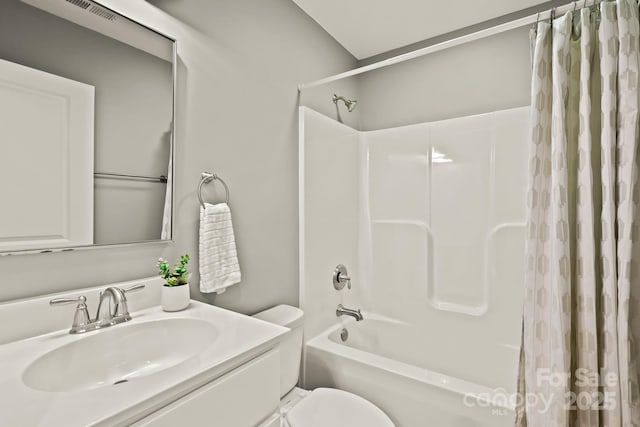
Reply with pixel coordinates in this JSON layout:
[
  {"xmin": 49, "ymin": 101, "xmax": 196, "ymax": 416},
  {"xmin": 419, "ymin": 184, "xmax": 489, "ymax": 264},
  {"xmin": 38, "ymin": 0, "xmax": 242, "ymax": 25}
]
[{"xmin": 285, "ymin": 388, "xmax": 394, "ymax": 427}]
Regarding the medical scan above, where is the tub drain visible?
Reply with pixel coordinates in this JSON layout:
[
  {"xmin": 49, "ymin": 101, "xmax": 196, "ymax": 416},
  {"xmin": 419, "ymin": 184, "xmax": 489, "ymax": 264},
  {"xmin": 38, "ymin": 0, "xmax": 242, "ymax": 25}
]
[
  {"xmin": 340, "ymin": 328, "xmax": 349, "ymax": 342},
  {"xmin": 113, "ymin": 379, "xmax": 129, "ymax": 385}
]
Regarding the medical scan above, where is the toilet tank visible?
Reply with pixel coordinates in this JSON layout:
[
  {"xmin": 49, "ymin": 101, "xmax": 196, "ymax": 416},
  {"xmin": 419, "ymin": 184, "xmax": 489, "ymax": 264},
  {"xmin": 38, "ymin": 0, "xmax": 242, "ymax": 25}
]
[{"xmin": 252, "ymin": 305, "xmax": 304, "ymax": 398}]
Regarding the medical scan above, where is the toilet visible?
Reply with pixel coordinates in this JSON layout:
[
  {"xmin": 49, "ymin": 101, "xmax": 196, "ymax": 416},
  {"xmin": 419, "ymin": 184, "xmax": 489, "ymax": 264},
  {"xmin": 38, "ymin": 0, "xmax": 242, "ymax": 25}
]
[{"xmin": 253, "ymin": 304, "xmax": 394, "ymax": 427}]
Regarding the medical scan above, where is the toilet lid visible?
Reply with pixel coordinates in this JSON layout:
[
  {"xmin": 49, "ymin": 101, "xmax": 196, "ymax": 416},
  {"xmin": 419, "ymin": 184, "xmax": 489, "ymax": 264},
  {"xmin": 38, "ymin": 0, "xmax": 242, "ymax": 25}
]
[{"xmin": 286, "ymin": 388, "xmax": 395, "ymax": 427}]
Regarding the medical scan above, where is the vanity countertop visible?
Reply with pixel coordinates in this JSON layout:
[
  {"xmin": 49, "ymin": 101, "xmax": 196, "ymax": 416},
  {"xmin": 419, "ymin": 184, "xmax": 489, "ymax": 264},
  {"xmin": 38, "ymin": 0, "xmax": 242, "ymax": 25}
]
[{"xmin": 0, "ymin": 299, "xmax": 287, "ymax": 427}]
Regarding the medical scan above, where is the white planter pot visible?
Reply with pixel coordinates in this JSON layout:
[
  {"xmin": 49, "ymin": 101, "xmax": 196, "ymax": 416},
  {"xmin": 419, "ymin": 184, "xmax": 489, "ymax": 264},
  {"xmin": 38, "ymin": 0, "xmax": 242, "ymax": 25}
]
[{"xmin": 161, "ymin": 283, "xmax": 190, "ymax": 312}]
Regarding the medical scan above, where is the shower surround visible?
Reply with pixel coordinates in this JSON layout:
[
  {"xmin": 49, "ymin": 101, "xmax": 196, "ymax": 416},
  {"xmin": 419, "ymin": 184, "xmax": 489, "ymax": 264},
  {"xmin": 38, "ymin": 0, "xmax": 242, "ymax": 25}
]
[{"xmin": 299, "ymin": 106, "xmax": 529, "ymax": 426}]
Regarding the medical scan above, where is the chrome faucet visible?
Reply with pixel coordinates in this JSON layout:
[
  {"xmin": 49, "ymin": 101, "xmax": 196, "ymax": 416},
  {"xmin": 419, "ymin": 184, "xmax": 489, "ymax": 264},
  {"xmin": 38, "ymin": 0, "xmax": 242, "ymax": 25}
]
[
  {"xmin": 336, "ymin": 304, "xmax": 363, "ymax": 321},
  {"xmin": 96, "ymin": 287, "xmax": 131, "ymax": 325},
  {"xmin": 50, "ymin": 283, "xmax": 145, "ymax": 334}
]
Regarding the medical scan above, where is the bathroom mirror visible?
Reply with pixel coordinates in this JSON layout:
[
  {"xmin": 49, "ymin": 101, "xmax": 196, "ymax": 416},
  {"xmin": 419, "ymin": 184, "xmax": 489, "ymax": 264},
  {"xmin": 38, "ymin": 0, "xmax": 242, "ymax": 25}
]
[{"xmin": 0, "ymin": 0, "xmax": 176, "ymax": 254}]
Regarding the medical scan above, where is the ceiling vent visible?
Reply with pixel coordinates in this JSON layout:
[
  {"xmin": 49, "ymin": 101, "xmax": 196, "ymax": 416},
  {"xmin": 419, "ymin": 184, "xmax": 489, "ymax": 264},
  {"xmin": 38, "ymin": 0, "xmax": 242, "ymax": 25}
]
[
  {"xmin": 88, "ymin": 5, "xmax": 117, "ymax": 21},
  {"xmin": 64, "ymin": 0, "xmax": 117, "ymax": 21},
  {"xmin": 64, "ymin": 0, "xmax": 90, "ymax": 9}
]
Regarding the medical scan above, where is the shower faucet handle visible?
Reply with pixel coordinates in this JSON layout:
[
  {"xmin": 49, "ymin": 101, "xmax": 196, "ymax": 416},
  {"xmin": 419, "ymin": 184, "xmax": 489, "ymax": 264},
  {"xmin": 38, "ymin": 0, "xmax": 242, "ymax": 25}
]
[
  {"xmin": 341, "ymin": 275, "xmax": 352, "ymax": 289},
  {"xmin": 333, "ymin": 264, "xmax": 351, "ymax": 290}
]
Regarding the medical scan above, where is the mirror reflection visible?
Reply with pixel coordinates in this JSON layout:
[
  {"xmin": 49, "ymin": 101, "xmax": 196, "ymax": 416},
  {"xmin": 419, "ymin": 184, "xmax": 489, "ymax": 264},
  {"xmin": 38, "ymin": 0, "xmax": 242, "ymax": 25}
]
[{"xmin": 0, "ymin": 0, "xmax": 175, "ymax": 253}]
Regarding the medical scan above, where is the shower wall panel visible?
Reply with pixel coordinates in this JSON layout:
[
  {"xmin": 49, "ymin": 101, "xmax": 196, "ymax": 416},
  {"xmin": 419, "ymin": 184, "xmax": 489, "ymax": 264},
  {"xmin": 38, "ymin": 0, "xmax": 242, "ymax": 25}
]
[
  {"xmin": 299, "ymin": 107, "xmax": 362, "ymax": 340},
  {"xmin": 364, "ymin": 106, "xmax": 528, "ymax": 386},
  {"xmin": 300, "ymin": 105, "xmax": 529, "ymax": 391}
]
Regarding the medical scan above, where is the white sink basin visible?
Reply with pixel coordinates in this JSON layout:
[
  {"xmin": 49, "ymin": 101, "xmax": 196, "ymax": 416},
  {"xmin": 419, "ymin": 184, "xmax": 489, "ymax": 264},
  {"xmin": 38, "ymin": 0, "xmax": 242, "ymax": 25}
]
[
  {"xmin": 0, "ymin": 278, "xmax": 288, "ymax": 427},
  {"xmin": 23, "ymin": 318, "xmax": 218, "ymax": 392}
]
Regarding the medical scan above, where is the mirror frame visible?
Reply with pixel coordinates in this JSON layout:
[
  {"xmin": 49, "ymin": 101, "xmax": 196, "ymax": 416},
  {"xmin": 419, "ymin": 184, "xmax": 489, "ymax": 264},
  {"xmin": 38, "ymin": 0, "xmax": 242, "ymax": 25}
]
[{"xmin": 0, "ymin": 0, "xmax": 177, "ymax": 256}]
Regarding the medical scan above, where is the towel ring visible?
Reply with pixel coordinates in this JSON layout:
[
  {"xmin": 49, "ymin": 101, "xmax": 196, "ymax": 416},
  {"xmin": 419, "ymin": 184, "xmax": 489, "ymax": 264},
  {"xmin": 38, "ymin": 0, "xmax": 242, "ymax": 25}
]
[{"xmin": 198, "ymin": 171, "xmax": 230, "ymax": 208}]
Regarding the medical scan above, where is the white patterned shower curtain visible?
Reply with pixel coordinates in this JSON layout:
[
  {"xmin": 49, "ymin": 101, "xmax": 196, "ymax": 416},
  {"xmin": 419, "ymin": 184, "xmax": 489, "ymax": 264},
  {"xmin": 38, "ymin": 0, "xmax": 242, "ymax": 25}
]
[{"xmin": 517, "ymin": 1, "xmax": 640, "ymax": 426}]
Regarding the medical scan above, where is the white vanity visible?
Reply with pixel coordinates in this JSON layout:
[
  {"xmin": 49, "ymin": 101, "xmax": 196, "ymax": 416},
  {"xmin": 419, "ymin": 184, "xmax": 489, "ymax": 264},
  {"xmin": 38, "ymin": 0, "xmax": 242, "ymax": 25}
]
[{"xmin": 0, "ymin": 277, "xmax": 288, "ymax": 426}]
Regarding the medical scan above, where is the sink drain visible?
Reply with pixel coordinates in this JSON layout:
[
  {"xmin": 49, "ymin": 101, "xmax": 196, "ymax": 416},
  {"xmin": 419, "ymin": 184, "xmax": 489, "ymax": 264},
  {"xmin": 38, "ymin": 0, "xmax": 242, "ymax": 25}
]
[{"xmin": 113, "ymin": 379, "xmax": 129, "ymax": 385}]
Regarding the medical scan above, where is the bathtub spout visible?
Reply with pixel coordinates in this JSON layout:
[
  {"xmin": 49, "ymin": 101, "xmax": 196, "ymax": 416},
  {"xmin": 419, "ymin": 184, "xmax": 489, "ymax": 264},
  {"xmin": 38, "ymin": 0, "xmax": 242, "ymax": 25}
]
[{"xmin": 336, "ymin": 304, "xmax": 364, "ymax": 321}]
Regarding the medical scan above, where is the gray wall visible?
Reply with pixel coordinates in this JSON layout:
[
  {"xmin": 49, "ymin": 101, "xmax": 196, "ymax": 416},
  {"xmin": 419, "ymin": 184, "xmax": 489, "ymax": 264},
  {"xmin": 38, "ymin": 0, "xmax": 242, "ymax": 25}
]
[
  {"xmin": 358, "ymin": 26, "xmax": 532, "ymax": 131},
  {"xmin": 0, "ymin": 0, "xmax": 358, "ymax": 315},
  {"xmin": 0, "ymin": 0, "xmax": 173, "ymax": 244},
  {"xmin": 354, "ymin": 0, "xmax": 579, "ymax": 130}
]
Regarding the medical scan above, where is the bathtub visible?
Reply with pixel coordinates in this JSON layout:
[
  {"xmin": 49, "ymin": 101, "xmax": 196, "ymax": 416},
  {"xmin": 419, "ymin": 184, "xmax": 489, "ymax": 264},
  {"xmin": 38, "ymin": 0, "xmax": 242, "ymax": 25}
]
[{"xmin": 304, "ymin": 315, "xmax": 517, "ymax": 427}]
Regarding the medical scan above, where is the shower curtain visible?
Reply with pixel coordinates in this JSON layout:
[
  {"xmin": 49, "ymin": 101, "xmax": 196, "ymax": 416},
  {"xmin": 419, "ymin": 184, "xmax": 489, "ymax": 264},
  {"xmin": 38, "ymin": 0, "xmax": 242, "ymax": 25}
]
[{"xmin": 517, "ymin": 1, "xmax": 640, "ymax": 426}]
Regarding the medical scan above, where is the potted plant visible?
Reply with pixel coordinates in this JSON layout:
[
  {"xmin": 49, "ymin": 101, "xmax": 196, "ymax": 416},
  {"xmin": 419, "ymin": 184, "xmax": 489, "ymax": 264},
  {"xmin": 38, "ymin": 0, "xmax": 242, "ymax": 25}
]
[{"xmin": 158, "ymin": 254, "xmax": 191, "ymax": 311}]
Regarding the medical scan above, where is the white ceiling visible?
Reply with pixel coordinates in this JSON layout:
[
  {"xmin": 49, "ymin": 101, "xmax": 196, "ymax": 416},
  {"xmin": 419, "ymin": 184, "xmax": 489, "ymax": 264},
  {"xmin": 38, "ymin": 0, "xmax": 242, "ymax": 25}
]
[{"xmin": 292, "ymin": 0, "xmax": 551, "ymax": 59}]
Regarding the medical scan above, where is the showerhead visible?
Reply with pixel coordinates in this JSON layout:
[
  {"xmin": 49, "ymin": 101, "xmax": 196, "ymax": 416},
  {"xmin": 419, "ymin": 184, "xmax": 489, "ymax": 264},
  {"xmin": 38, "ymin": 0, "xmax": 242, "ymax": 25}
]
[
  {"xmin": 345, "ymin": 99, "xmax": 357, "ymax": 112},
  {"xmin": 333, "ymin": 94, "xmax": 357, "ymax": 112}
]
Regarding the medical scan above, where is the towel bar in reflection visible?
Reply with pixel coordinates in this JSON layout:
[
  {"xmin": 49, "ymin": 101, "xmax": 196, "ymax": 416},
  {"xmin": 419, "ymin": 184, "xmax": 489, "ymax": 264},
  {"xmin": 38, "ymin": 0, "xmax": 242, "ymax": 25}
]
[
  {"xmin": 94, "ymin": 172, "xmax": 168, "ymax": 183},
  {"xmin": 197, "ymin": 172, "xmax": 230, "ymax": 208}
]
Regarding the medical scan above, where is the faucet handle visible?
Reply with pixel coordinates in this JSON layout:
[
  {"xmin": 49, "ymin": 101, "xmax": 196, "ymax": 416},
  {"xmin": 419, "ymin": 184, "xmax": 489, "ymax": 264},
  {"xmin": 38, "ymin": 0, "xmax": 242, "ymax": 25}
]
[
  {"xmin": 333, "ymin": 264, "xmax": 352, "ymax": 290},
  {"xmin": 122, "ymin": 283, "xmax": 145, "ymax": 294},
  {"xmin": 50, "ymin": 295, "xmax": 92, "ymax": 334},
  {"xmin": 342, "ymin": 275, "xmax": 352, "ymax": 290},
  {"xmin": 50, "ymin": 295, "xmax": 87, "ymax": 306}
]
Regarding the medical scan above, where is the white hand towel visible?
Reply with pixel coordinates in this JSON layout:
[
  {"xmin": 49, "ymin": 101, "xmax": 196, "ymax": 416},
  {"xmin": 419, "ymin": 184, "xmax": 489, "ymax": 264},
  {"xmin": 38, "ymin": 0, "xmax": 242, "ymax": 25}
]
[{"xmin": 199, "ymin": 202, "xmax": 241, "ymax": 293}]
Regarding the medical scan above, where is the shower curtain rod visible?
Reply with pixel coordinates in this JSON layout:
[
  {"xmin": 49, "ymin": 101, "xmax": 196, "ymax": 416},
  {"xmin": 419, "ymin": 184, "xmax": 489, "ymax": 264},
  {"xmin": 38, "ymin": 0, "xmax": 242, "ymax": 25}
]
[{"xmin": 298, "ymin": 0, "xmax": 599, "ymax": 91}]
